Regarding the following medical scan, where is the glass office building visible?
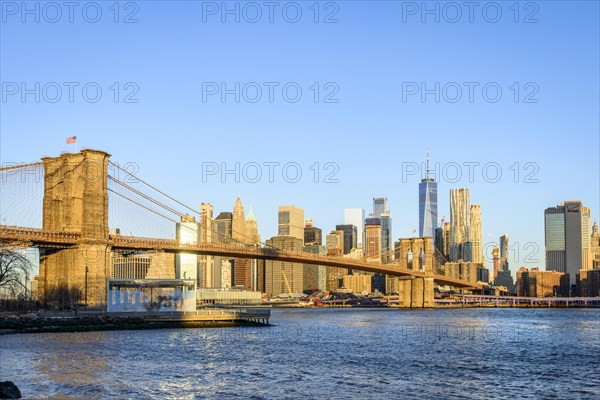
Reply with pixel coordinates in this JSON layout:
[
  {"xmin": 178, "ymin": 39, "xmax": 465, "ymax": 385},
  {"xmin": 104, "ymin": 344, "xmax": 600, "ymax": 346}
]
[
  {"xmin": 380, "ymin": 212, "xmax": 393, "ymax": 263},
  {"xmin": 419, "ymin": 178, "xmax": 438, "ymax": 239},
  {"xmin": 373, "ymin": 197, "xmax": 388, "ymax": 218}
]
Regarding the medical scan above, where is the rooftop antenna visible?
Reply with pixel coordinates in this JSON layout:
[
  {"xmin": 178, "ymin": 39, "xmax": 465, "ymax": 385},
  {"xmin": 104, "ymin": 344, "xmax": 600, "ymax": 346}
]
[{"xmin": 426, "ymin": 150, "xmax": 430, "ymax": 180}]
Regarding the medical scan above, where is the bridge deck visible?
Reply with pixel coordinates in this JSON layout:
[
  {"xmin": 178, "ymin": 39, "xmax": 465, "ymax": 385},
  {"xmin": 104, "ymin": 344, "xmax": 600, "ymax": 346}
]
[{"xmin": 0, "ymin": 226, "xmax": 481, "ymax": 289}]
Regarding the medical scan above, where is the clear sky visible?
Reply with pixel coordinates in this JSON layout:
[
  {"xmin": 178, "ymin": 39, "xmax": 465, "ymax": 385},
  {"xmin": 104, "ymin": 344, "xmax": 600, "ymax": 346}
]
[{"xmin": 1, "ymin": 1, "xmax": 599, "ymax": 275}]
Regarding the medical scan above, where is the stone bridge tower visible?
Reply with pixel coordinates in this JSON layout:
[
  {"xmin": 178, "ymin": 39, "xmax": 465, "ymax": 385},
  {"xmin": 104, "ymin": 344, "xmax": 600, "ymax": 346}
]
[
  {"xmin": 392, "ymin": 237, "xmax": 435, "ymax": 308},
  {"xmin": 39, "ymin": 149, "xmax": 111, "ymax": 309}
]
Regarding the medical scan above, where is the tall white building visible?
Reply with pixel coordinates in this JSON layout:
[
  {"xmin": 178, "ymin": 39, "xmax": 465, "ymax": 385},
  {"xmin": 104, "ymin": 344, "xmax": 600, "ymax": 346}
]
[
  {"xmin": 176, "ymin": 215, "xmax": 199, "ymax": 284},
  {"xmin": 344, "ymin": 208, "xmax": 365, "ymax": 248},
  {"xmin": 200, "ymin": 203, "xmax": 215, "ymax": 288}
]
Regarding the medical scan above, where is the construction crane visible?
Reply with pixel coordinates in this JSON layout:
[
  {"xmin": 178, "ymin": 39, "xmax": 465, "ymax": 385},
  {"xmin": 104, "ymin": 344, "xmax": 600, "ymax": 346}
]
[
  {"xmin": 281, "ymin": 270, "xmax": 293, "ymax": 297},
  {"xmin": 307, "ymin": 271, "xmax": 322, "ymax": 306}
]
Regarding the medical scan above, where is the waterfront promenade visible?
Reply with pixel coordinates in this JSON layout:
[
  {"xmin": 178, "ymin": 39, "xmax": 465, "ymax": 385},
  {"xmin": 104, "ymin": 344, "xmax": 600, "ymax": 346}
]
[{"xmin": 0, "ymin": 309, "xmax": 271, "ymax": 335}]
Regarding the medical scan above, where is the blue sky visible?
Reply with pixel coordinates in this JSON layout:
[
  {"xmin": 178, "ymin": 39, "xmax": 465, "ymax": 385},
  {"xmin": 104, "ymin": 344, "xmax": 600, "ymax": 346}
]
[{"xmin": 1, "ymin": 0, "xmax": 599, "ymax": 273}]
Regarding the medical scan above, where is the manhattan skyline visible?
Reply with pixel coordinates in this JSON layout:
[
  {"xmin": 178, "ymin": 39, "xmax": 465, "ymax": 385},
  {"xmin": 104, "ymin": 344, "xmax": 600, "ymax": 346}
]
[{"xmin": 1, "ymin": 2, "xmax": 599, "ymax": 399}]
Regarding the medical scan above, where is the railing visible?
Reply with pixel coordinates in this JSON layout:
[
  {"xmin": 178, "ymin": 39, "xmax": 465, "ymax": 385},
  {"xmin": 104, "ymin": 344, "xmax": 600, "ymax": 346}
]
[
  {"xmin": 437, "ymin": 295, "xmax": 600, "ymax": 306},
  {"xmin": 111, "ymin": 235, "xmax": 434, "ymax": 277},
  {"xmin": 0, "ymin": 225, "xmax": 80, "ymax": 244},
  {"xmin": 110, "ymin": 236, "xmax": 480, "ymax": 288},
  {"xmin": 0, "ymin": 226, "xmax": 479, "ymax": 289}
]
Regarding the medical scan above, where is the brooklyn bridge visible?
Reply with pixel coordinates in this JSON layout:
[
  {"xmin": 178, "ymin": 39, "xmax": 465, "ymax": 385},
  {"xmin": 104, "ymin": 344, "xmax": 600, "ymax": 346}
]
[{"xmin": 0, "ymin": 149, "xmax": 481, "ymax": 308}]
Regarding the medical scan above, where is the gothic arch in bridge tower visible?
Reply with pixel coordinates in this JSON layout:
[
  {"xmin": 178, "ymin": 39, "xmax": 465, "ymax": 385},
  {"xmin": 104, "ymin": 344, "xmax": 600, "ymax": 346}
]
[{"xmin": 394, "ymin": 237, "xmax": 435, "ymax": 308}]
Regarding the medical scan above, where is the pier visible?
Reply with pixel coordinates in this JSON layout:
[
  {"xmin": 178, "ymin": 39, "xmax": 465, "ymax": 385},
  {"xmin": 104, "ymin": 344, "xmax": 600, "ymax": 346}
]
[{"xmin": 435, "ymin": 295, "xmax": 600, "ymax": 308}]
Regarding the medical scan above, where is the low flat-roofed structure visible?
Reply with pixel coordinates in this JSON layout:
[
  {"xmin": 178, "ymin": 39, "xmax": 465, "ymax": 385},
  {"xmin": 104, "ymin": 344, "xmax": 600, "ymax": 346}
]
[
  {"xmin": 197, "ymin": 287, "xmax": 262, "ymax": 305},
  {"xmin": 107, "ymin": 279, "xmax": 196, "ymax": 312}
]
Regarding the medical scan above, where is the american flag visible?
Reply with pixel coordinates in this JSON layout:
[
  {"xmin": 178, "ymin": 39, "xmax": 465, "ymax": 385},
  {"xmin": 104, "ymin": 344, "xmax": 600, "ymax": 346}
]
[{"xmin": 66, "ymin": 136, "xmax": 77, "ymax": 144}]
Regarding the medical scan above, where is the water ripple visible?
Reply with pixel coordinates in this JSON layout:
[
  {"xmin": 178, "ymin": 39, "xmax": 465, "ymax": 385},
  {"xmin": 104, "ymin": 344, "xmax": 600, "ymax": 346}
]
[{"xmin": 1, "ymin": 308, "xmax": 599, "ymax": 399}]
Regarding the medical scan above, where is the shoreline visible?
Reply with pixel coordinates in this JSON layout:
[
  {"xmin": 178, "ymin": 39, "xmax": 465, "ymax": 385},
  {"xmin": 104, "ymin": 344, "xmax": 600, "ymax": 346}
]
[
  {"xmin": 231, "ymin": 304, "xmax": 600, "ymax": 309},
  {"xmin": 2, "ymin": 305, "xmax": 598, "ymax": 336},
  {"xmin": 0, "ymin": 314, "xmax": 269, "ymax": 336}
]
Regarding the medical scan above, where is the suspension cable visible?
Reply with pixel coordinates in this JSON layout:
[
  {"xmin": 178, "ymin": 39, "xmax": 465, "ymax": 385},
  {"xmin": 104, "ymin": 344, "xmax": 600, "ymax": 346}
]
[
  {"xmin": 109, "ymin": 161, "xmax": 200, "ymax": 216},
  {"xmin": 0, "ymin": 162, "xmax": 43, "ymax": 172},
  {"xmin": 108, "ymin": 188, "xmax": 180, "ymax": 225},
  {"xmin": 109, "ymin": 175, "xmax": 185, "ymax": 219}
]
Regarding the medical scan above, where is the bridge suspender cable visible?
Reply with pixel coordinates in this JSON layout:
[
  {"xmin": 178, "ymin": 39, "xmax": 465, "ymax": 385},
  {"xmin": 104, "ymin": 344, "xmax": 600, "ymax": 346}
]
[
  {"xmin": 109, "ymin": 160, "xmax": 316, "ymax": 252},
  {"xmin": 107, "ymin": 174, "xmax": 267, "ymax": 249},
  {"xmin": 108, "ymin": 176, "xmax": 185, "ymax": 219},
  {"xmin": 108, "ymin": 161, "xmax": 273, "ymax": 249},
  {"xmin": 109, "ymin": 160, "xmax": 452, "ymax": 264},
  {"xmin": 108, "ymin": 188, "xmax": 180, "ymax": 225},
  {"xmin": 108, "ymin": 161, "xmax": 200, "ymax": 217}
]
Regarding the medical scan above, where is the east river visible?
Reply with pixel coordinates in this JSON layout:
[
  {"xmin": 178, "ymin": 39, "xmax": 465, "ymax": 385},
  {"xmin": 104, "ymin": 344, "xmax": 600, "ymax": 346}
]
[{"xmin": 1, "ymin": 308, "xmax": 599, "ymax": 399}]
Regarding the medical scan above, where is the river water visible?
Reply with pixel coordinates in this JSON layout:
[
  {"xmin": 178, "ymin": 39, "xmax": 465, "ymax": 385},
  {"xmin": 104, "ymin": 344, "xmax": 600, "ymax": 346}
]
[{"xmin": 1, "ymin": 308, "xmax": 599, "ymax": 399}]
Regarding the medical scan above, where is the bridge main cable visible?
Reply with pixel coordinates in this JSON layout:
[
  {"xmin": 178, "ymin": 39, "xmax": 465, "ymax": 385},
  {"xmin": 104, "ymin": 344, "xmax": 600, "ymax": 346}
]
[
  {"xmin": 109, "ymin": 161, "xmax": 200, "ymax": 217},
  {"xmin": 109, "ymin": 160, "xmax": 286, "ymax": 251},
  {"xmin": 0, "ymin": 161, "xmax": 43, "ymax": 171},
  {"xmin": 107, "ymin": 188, "xmax": 181, "ymax": 225},
  {"xmin": 107, "ymin": 169, "xmax": 267, "ymax": 249},
  {"xmin": 108, "ymin": 175, "xmax": 185, "ymax": 219}
]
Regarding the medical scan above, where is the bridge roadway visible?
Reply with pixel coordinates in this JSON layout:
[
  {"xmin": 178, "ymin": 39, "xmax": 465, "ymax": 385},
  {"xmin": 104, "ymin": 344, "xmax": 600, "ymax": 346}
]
[{"xmin": 0, "ymin": 225, "xmax": 482, "ymax": 289}]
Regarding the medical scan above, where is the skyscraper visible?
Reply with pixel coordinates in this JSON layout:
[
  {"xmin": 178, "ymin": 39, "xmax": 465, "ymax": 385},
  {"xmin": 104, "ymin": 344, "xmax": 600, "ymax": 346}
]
[
  {"xmin": 175, "ymin": 215, "xmax": 200, "ymax": 284},
  {"xmin": 335, "ymin": 224, "xmax": 358, "ymax": 254},
  {"xmin": 212, "ymin": 211, "xmax": 232, "ymax": 287},
  {"xmin": 365, "ymin": 218, "xmax": 382, "ymax": 263},
  {"xmin": 265, "ymin": 205, "xmax": 305, "ymax": 296},
  {"xmin": 495, "ymin": 234, "xmax": 515, "ymax": 293},
  {"xmin": 245, "ymin": 206, "xmax": 261, "ymax": 244},
  {"xmin": 232, "ymin": 197, "xmax": 246, "ymax": 242},
  {"xmin": 344, "ymin": 208, "xmax": 365, "ymax": 248},
  {"xmin": 230, "ymin": 197, "xmax": 252, "ymax": 289},
  {"xmin": 265, "ymin": 235, "xmax": 304, "ymax": 296},
  {"xmin": 326, "ymin": 231, "xmax": 344, "ymax": 256},
  {"xmin": 591, "ymin": 220, "xmax": 600, "ymax": 269},
  {"xmin": 469, "ymin": 204, "xmax": 483, "ymax": 264},
  {"xmin": 214, "ymin": 212, "xmax": 233, "ymax": 243},
  {"xmin": 380, "ymin": 212, "xmax": 393, "ymax": 263},
  {"xmin": 200, "ymin": 202, "xmax": 215, "ymax": 288},
  {"xmin": 449, "ymin": 188, "xmax": 470, "ymax": 262},
  {"xmin": 371, "ymin": 198, "xmax": 392, "ymax": 262},
  {"xmin": 373, "ymin": 197, "xmax": 388, "ymax": 218},
  {"xmin": 303, "ymin": 243, "xmax": 327, "ymax": 293},
  {"xmin": 278, "ymin": 205, "xmax": 304, "ymax": 240},
  {"xmin": 545, "ymin": 201, "xmax": 592, "ymax": 286},
  {"xmin": 303, "ymin": 218, "xmax": 326, "ymax": 292},
  {"xmin": 419, "ymin": 154, "xmax": 438, "ymax": 239},
  {"xmin": 326, "ymin": 230, "xmax": 345, "ymax": 291},
  {"xmin": 304, "ymin": 219, "xmax": 323, "ymax": 246},
  {"xmin": 245, "ymin": 207, "xmax": 261, "ymax": 292},
  {"xmin": 492, "ymin": 246, "xmax": 499, "ymax": 281},
  {"xmin": 500, "ymin": 234, "xmax": 509, "ymax": 272},
  {"xmin": 434, "ymin": 221, "xmax": 450, "ymax": 261}
]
